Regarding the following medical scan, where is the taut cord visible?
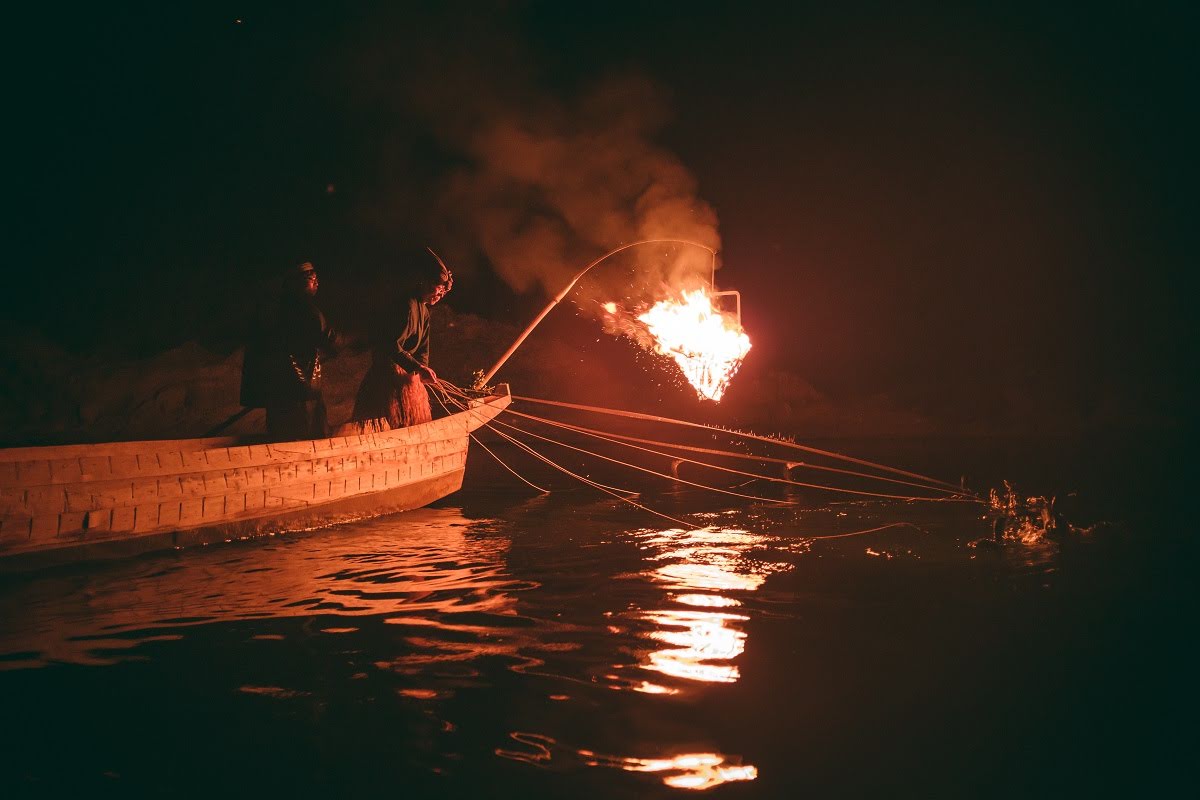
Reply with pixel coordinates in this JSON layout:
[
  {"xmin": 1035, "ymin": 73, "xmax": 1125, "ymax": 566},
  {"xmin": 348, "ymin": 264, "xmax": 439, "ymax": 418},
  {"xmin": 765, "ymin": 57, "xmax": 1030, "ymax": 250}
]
[
  {"xmin": 469, "ymin": 432, "xmax": 551, "ymax": 494},
  {"xmin": 429, "ymin": 388, "xmax": 549, "ymax": 492},
  {"xmin": 438, "ymin": 389, "xmax": 638, "ymax": 496},
  {"xmin": 489, "ymin": 412, "xmax": 973, "ymax": 504},
  {"xmin": 484, "ymin": 413, "xmax": 803, "ymax": 505},
  {"xmin": 498, "ymin": 405, "xmax": 979, "ymax": 502},
  {"xmin": 438, "ymin": 382, "xmax": 948, "ymax": 540},
  {"xmin": 511, "ymin": 394, "xmax": 968, "ymax": 494},
  {"xmin": 448, "ymin": 394, "xmax": 701, "ymax": 529}
]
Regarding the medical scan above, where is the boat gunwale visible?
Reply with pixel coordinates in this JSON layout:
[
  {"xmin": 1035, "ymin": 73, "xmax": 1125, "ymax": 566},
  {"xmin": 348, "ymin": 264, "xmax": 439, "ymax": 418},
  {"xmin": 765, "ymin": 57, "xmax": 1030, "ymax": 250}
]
[{"xmin": 0, "ymin": 387, "xmax": 510, "ymax": 463}]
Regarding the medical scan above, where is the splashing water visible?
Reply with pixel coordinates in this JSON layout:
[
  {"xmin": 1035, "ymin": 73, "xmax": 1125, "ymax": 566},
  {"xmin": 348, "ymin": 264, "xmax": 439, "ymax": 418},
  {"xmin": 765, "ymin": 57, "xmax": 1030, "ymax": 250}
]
[
  {"xmin": 631, "ymin": 289, "xmax": 752, "ymax": 401},
  {"xmin": 988, "ymin": 481, "xmax": 1063, "ymax": 545}
]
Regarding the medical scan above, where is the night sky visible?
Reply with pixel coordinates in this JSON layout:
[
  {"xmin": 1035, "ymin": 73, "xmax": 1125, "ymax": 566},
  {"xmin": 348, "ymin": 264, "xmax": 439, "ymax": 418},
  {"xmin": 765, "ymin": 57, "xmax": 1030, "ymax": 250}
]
[{"xmin": 7, "ymin": 2, "xmax": 1192, "ymax": 432}]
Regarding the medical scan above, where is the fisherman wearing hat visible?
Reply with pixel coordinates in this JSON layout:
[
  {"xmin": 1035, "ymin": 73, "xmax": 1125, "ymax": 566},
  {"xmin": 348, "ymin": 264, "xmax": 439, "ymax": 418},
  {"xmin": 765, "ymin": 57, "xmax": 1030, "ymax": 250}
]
[
  {"xmin": 351, "ymin": 250, "xmax": 453, "ymax": 429},
  {"xmin": 240, "ymin": 261, "xmax": 342, "ymax": 440}
]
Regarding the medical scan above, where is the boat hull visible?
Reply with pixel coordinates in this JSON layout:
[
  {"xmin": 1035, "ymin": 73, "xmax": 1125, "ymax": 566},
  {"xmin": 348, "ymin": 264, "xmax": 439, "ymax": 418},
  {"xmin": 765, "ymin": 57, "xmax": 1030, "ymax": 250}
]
[{"xmin": 0, "ymin": 387, "xmax": 509, "ymax": 570}]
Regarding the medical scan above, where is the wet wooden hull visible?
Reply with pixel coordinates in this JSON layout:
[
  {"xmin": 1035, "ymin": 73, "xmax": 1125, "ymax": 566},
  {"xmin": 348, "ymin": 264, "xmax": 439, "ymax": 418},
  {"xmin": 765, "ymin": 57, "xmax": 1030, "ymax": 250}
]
[{"xmin": 0, "ymin": 388, "xmax": 510, "ymax": 570}]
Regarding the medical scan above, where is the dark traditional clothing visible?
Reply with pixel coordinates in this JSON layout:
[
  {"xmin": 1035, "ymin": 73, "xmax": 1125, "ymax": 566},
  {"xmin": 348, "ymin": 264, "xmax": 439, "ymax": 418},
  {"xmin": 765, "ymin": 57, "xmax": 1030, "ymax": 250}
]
[
  {"xmin": 352, "ymin": 297, "xmax": 434, "ymax": 428},
  {"xmin": 241, "ymin": 292, "xmax": 340, "ymax": 441}
]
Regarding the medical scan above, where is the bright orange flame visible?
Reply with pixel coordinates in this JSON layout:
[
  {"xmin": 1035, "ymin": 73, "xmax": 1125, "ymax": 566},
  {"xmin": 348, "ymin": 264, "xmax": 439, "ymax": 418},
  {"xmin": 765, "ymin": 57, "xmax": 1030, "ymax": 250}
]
[{"xmin": 636, "ymin": 289, "xmax": 751, "ymax": 401}]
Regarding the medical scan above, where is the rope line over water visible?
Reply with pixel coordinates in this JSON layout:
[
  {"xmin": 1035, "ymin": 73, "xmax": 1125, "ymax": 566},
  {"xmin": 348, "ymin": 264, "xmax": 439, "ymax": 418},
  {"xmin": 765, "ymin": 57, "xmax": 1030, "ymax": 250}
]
[
  {"xmin": 511, "ymin": 394, "xmax": 969, "ymax": 495},
  {"xmin": 468, "ymin": 432, "xmax": 550, "ymax": 494},
  {"xmin": 432, "ymin": 388, "xmax": 552, "ymax": 494},
  {"xmin": 496, "ymin": 404, "xmax": 978, "ymax": 503},
  {"xmin": 436, "ymin": 389, "xmax": 637, "ymax": 497},
  {"xmin": 442, "ymin": 390, "xmax": 701, "ymax": 528},
  {"xmin": 496, "ymin": 409, "xmax": 969, "ymax": 497},
  {"xmin": 483, "ymin": 413, "xmax": 802, "ymax": 506},
  {"xmin": 435, "ymin": 381, "xmax": 961, "ymax": 540}
]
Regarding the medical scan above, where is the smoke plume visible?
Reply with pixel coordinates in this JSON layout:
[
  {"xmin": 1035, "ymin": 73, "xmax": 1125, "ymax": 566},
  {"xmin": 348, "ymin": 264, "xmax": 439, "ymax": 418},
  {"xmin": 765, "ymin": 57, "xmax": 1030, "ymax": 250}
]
[
  {"xmin": 437, "ymin": 74, "xmax": 720, "ymax": 301},
  {"xmin": 362, "ymin": 12, "xmax": 721, "ymax": 306}
]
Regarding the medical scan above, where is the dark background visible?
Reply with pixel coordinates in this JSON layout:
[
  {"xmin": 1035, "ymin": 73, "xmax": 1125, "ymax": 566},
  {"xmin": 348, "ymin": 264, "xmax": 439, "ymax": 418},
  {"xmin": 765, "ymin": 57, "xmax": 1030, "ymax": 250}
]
[{"xmin": 6, "ymin": 1, "xmax": 1193, "ymax": 433}]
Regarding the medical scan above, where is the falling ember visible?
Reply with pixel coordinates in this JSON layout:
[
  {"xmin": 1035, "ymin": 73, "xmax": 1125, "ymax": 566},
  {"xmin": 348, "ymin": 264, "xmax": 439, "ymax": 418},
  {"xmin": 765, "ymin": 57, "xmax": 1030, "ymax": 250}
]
[{"xmin": 636, "ymin": 289, "xmax": 751, "ymax": 402}]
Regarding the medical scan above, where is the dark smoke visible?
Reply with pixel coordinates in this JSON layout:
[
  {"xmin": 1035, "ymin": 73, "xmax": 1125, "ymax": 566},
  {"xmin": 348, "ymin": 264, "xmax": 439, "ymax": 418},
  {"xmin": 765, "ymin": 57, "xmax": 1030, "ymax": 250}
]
[
  {"xmin": 435, "ymin": 75, "xmax": 720, "ymax": 300},
  {"xmin": 353, "ymin": 11, "xmax": 721, "ymax": 307}
]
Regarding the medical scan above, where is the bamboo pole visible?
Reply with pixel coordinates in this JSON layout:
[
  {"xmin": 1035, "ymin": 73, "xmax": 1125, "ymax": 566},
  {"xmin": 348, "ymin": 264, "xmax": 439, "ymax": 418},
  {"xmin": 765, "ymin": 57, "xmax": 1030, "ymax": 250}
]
[{"xmin": 480, "ymin": 239, "xmax": 717, "ymax": 385}]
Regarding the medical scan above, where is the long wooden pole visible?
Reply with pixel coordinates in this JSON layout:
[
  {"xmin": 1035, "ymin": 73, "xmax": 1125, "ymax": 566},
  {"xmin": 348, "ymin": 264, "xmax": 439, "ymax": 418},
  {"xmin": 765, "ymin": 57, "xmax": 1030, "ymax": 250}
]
[{"xmin": 480, "ymin": 239, "xmax": 716, "ymax": 385}]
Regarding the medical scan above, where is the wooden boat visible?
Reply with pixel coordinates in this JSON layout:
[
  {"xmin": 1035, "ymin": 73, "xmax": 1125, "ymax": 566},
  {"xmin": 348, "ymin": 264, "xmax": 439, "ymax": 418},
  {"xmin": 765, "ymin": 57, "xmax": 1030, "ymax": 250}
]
[{"xmin": 0, "ymin": 386, "xmax": 510, "ymax": 570}]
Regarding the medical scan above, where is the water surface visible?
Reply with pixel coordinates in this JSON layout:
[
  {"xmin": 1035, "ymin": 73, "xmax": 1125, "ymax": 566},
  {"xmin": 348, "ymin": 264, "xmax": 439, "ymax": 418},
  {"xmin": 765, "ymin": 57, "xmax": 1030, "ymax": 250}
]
[{"xmin": 0, "ymin": 443, "xmax": 1189, "ymax": 797}]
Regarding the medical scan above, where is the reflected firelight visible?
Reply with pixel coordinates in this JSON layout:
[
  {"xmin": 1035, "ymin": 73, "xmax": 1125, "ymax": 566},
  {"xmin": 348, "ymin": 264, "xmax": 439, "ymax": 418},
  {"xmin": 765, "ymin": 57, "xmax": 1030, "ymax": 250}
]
[
  {"xmin": 641, "ymin": 608, "xmax": 748, "ymax": 683},
  {"xmin": 624, "ymin": 527, "xmax": 789, "ymax": 689},
  {"xmin": 573, "ymin": 528, "xmax": 786, "ymax": 787},
  {"xmin": 589, "ymin": 527, "xmax": 785, "ymax": 785},
  {"xmin": 674, "ymin": 593, "xmax": 742, "ymax": 608},
  {"xmin": 652, "ymin": 561, "xmax": 765, "ymax": 592},
  {"xmin": 0, "ymin": 510, "xmax": 521, "ymax": 668},
  {"xmin": 579, "ymin": 749, "xmax": 758, "ymax": 791}
]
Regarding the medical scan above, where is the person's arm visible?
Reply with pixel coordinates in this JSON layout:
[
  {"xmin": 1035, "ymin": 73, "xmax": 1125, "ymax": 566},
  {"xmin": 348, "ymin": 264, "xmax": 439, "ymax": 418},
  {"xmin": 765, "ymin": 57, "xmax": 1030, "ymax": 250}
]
[
  {"xmin": 386, "ymin": 302, "xmax": 436, "ymax": 381},
  {"xmin": 414, "ymin": 328, "xmax": 430, "ymax": 367},
  {"xmin": 412, "ymin": 329, "xmax": 436, "ymax": 382},
  {"xmin": 389, "ymin": 339, "xmax": 425, "ymax": 372},
  {"xmin": 393, "ymin": 331, "xmax": 435, "ymax": 382}
]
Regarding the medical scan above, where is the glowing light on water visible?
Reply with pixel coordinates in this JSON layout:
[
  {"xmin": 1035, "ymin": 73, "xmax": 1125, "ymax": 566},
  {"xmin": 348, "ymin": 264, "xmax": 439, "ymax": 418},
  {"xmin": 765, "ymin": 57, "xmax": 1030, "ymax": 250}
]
[
  {"xmin": 631, "ymin": 680, "xmax": 679, "ymax": 695},
  {"xmin": 635, "ymin": 289, "xmax": 751, "ymax": 401},
  {"xmin": 579, "ymin": 749, "xmax": 758, "ymax": 790},
  {"xmin": 641, "ymin": 608, "xmax": 748, "ymax": 683},
  {"xmin": 0, "ymin": 511, "xmax": 518, "ymax": 668},
  {"xmin": 653, "ymin": 562, "xmax": 765, "ymax": 592},
  {"xmin": 618, "ymin": 527, "xmax": 792, "ymax": 689},
  {"xmin": 674, "ymin": 593, "xmax": 742, "ymax": 608}
]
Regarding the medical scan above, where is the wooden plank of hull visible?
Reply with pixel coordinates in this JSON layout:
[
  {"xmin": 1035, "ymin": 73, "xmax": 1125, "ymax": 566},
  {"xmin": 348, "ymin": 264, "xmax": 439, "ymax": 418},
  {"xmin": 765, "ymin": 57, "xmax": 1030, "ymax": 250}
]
[
  {"xmin": 0, "ymin": 387, "xmax": 509, "ymax": 569},
  {"xmin": 0, "ymin": 469, "xmax": 467, "ymax": 572},
  {"xmin": 0, "ymin": 388, "xmax": 506, "ymax": 481}
]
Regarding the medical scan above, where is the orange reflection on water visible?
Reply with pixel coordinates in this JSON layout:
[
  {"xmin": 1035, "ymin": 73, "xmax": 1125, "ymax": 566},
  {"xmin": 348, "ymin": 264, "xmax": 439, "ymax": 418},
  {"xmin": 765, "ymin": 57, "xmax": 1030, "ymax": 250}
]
[
  {"xmin": 641, "ymin": 608, "xmax": 748, "ymax": 683},
  {"xmin": 674, "ymin": 593, "xmax": 741, "ymax": 608},
  {"xmin": 580, "ymin": 749, "xmax": 758, "ymax": 791},
  {"xmin": 641, "ymin": 526, "xmax": 766, "ymax": 553},
  {"xmin": 631, "ymin": 680, "xmax": 678, "ymax": 695},
  {"xmin": 622, "ymin": 527, "xmax": 791, "ymax": 690},
  {"xmin": 652, "ymin": 562, "xmax": 765, "ymax": 592},
  {"xmin": 0, "ymin": 509, "xmax": 521, "ymax": 668}
]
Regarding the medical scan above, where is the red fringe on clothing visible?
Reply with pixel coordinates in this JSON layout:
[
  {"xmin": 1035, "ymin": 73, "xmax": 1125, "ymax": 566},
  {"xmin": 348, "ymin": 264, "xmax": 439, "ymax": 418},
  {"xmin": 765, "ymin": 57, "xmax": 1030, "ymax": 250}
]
[
  {"xmin": 347, "ymin": 364, "xmax": 432, "ymax": 433},
  {"xmin": 388, "ymin": 371, "xmax": 433, "ymax": 428}
]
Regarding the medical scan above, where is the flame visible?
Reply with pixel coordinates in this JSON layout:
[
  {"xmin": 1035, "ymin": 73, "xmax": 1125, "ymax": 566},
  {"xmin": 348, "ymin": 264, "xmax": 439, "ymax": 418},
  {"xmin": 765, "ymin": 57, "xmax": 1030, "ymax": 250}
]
[{"xmin": 635, "ymin": 289, "xmax": 751, "ymax": 401}]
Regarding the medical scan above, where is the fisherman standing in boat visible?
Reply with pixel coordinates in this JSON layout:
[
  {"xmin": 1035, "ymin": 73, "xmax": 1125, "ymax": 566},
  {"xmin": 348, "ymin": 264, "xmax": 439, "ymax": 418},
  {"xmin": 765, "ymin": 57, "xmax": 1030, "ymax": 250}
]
[
  {"xmin": 240, "ymin": 261, "xmax": 342, "ymax": 440},
  {"xmin": 351, "ymin": 250, "xmax": 453, "ymax": 429}
]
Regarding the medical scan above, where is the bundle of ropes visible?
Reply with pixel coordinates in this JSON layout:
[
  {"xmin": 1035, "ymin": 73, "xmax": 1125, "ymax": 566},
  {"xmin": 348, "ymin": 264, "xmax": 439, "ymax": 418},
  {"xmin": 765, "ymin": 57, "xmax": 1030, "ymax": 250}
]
[{"xmin": 427, "ymin": 379, "xmax": 984, "ymax": 540}]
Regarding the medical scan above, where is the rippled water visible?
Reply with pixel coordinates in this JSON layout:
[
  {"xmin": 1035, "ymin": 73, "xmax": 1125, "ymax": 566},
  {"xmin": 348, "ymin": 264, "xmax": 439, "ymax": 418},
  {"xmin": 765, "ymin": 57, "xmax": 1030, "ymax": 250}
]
[{"xmin": 0, "ymin": 446, "xmax": 1189, "ymax": 796}]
